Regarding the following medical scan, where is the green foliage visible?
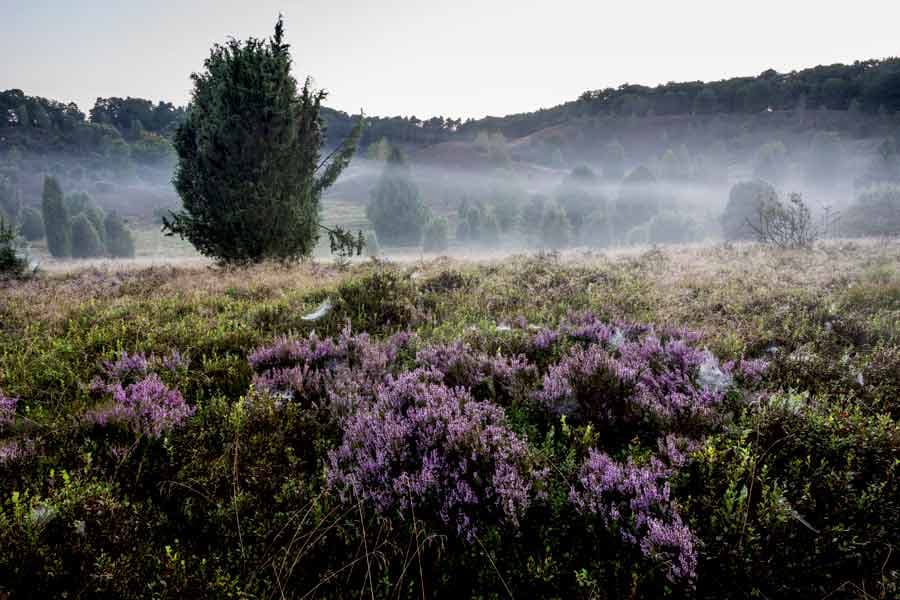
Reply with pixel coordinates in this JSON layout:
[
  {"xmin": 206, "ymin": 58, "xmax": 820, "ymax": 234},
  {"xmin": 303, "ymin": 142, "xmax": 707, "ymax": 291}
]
[
  {"xmin": 423, "ymin": 216, "xmax": 450, "ymax": 253},
  {"xmin": 614, "ymin": 166, "xmax": 661, "ymax": 234},
  {"xmin": 557, "ymin": 166, "xmax": 603, "ymax": 238},
  {"xmin": 104, "ymin": 211, "xmax": 136, "ymax": 258},
  {"xmin": 365, "ymin": 137, "xmax": 392, "ymax": 161},
  {"xmin": 129, "ymin": 132, "xmax": 175, "ymax": 165},
  {"xmin": 367, "ymin": 148, "xmax": 429, "ymax": 246},
  {"xmin": 646, "ymin": 210, "xmax": 701, "ymax": 244},
  {"xmin": 19, "ymin": 208, "xmax": 44, "ymax": 241},
  {"xmin": 164, "ymin": 17, "xmax": 361, "ymax": 263},
  {"xmin": 721, "ymin": 180, "xmax": 779, "ymax": 241},
  {"xmin": 41, "ymin": 176, "xmax": 70, "ymax": 258},
  {"xmin": 843, "ymin": 183, "xmax": 900, "ymax": 237},
  {"xmin": 70, "ymin": 213, "xmax": 105, "ymax": 258},
  {"xmin": 0, "ymin": 216, "xmax": 29, "ymax": 279},
  {"xmin": 540, "ymin": 201, "xmax": 571, "ymax": 248},
  {"xmin": 364, "ymin": 231, "xmax": 379, "ymax": 257}
]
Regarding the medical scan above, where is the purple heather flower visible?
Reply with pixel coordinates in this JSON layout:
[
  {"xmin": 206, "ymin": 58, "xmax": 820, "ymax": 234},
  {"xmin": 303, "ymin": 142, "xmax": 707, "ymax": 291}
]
[
  {"xmin": 570, "ymin": 449, "xmax": 697, "ymax": 583},
  {"xmin": 327, "ymin": 372, "xmax": 539, "ymax": 542},
  {"xmin": 0, "ymin": 392, "xmax": 17, "ymax": 430},
  {"xmin": 86, "ymin": 374, "xmax": 194, "ymax": 438}
]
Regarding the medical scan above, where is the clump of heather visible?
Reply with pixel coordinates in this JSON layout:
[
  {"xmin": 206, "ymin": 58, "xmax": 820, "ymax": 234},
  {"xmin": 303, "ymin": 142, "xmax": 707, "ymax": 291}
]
[
  {"xmin": 535, "ymin": 312, "xmax": 766, "ymax": 431},
  {"xmin": 415, "ymin": 340, "xmax": 534, "ymax": 400},
  {"xmin": 87, "ymin": 350, "xmax": 194, "ymax": 438},
  {"xmin": 0, "ymin": 391, "xmax": 16, "ymax": 430},
  {"xmin": 249, "ymin": 328, "xmax": 416, "ymax": 412},
  {"xmin": 87, "ymin": 374, "xmax": 194, "ymax": 438},
  {"xmin": 327, "ymin": 369, "xmax": 541, "ymax": 542},
  {"xmin": 93, "ymin": 350, "xmax": 190, "ymax": 391},
  {"xmin": 571, "ymin": 449, "xmax": 697, "ymax": 583}
]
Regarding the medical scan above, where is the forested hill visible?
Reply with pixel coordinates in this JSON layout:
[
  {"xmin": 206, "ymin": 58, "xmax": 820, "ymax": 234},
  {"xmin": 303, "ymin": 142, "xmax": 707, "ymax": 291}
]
[
  {"xmin": 4, "ymin": 57, "xmax": 899, "ymax": 161},
  {"xmin": 323, "ymin": 58, "xmax": 900, "ymax": 146}
]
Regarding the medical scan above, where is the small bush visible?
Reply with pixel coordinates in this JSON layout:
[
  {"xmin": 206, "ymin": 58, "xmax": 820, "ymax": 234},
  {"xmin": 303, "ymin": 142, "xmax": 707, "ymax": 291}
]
[
  {"xmin": 540, "ymin": 201, "xmax": 571, "ymax": 248},
  {"xmin": 19, "ymin": 208, "xmax": 44, "ymax": 242},
  {"xmin": 364, "ymin": 231, "xmax": 379, "ymax": 257},
  {"xmin": 70, "ymin": 214, "xmax": 105, "ymax": 258},
  {"xmin": 423, "ymin": 216, "xmax": 450, "ymax": 253},
  {"xmin": 842, "ymin": 183, "xmax": 900, "ymax": 237},
  {"xmin": 104, "ymin": 212, "xmax": 135, "ymax": 258},
  {"xmin": 0, "ymin": 217, "xmax": 29, "ymax": 279},
  {"xmin": 721, "ymin": 180, "xmax": 778, "ymax": 241}
]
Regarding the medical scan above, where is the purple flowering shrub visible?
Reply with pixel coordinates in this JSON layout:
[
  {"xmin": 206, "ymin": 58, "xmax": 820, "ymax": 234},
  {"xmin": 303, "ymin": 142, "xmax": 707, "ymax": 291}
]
[
  {"xmin": 249, "ymin": 328, "xmax": 416, "ymax": 415},
  {"xmin": 534, "ymin": 311, "xmax": 767, "ymax": 432},
  {"xmin": 415, "ymin": 340, "xmax": 535, "ymax": 403},
  {"xmin": 242, "ymin": 312, "xmax": 767, "ymax": 584},
  {"xmin": 0, "ymin": 391, "xmax": 16, "ymax": 431},
  {"xmin": 87, "ymin": 351, "xmax": 194, "ymax": 438},
  {"xmin": 327, "ymin": 369, "xmax": 542, "ymax": 542},
  {"xmin": 570, "ymin": 450, "xmax": 697, "ymax": 582}
]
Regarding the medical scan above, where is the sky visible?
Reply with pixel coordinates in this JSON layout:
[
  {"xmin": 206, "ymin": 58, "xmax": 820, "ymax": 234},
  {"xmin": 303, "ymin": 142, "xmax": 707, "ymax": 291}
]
[{"xmin": 1, "ymin": 0, "xmax": 899, "ymax": 120}]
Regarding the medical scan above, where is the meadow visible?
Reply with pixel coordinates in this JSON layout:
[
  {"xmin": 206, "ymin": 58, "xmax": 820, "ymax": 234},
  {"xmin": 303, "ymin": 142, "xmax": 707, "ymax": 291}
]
[{"xmin": 1, "ymin": 240, "xmax": 898, "ymax": 598}]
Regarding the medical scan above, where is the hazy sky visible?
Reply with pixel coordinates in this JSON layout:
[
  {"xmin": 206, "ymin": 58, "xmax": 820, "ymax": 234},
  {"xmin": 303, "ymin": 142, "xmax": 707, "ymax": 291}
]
[{"xmin": 2, "ymin": 1, "xmax": 898, "ymax": 119}]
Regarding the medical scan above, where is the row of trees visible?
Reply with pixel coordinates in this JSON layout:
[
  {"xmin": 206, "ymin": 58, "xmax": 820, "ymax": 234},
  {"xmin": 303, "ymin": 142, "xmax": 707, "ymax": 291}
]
[{"xmin": 40, "ymin": 177, "xmax": 135, "ymax": 258}]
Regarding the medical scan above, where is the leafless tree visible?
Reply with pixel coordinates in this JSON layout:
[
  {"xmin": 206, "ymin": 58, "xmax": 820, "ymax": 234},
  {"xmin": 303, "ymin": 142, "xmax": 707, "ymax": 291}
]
[{"xmin": 746, "ymin": 192, "xmax": 827, "ymax": 249}]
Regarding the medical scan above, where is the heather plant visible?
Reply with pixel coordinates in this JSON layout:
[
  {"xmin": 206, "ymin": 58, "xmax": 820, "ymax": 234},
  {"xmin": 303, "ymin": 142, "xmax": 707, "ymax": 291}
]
[
  {"xmin": 327, "ymin": 370, "xmax": 542, "ymax": 542},
  {"xmin": 0, "ymin": 392, "xmax": 16, "ymax": 431},
  {"xmin": 86, "ymin": 374, "xmax": 194, "ymax": 438},
  {"xmin": 570, "ymin": 450, "xmax": 697, "ymax": 583},
  {"xmin": 87, "ymin": 350, "xmax": 194, "ymax": 438}
]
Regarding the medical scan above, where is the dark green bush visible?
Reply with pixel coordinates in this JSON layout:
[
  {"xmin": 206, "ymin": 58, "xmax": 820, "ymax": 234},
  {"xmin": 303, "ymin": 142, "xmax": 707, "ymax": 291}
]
[
  {"xmin": 104, "ymin": 211, "xmax": 135, "ymax": 258},
  {"xmin": 70, "ymin": 213, "xmax": 105, "ymax": 258},
  {"xmin": 19, "ymin": 208, "xmax": 44, "ymax": 241}
]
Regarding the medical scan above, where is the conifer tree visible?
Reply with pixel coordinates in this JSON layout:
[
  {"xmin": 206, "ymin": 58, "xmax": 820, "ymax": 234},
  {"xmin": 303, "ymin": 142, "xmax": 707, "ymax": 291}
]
[
  {"xmin": 41, "ymin": 176, "xmax": 70, "ymax": 258},
  {"xmin": 164, "ymin": 16, "xmax": 362, "ymax": 263}
]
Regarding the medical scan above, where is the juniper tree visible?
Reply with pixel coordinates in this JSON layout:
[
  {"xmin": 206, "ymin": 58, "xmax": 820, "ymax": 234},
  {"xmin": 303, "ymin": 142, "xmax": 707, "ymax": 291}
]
[
  {"xmin": 164, "ymin": 16, "xmax": 362, "ymax": 263},
  {"xmin": 70, "ymin": 214, "xmax": 105, "ymax": 258},
  {"xmin": 104, "ymin": 211, "xmax": 136, "ymax": 258},
  {"xmin": 41, "ymin": 176, "xmax": 70, "ymax": 258},
  {"xmin": 366, "ymin": 148, "xmax": 429, "ymax": 246}
]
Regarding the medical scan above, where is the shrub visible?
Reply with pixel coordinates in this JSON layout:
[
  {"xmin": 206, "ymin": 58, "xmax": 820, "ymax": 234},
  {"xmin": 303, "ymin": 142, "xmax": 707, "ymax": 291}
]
[
  {"xmin": 70, "ymin": 213, "xmax": 105, "ymax": 258},
  {"xmin": 647, "ymin": 211, "xmax": 700, "ymax": 244},
  {"xmin": 842, "ymin": 183, "xmax": 900, "ymax": 237},
  {"xmin": 327, "ymin": 370, "xmax": 541, "ymax": 541},
  {"xmin": 721, "ymin": 180, "xmax": 778, "ymax": 241},
  {"xmin": 41, "ymin": 176, "xmax": 70, "ymax": 257},
  {"xmin": 364, "ymin": 231, "xmax": 379, "ymax": 257},
  {"xmin": 571, "ymin": 450, "xmax": 697, "ymax": 582},
  {"xmin": 0, "ymin": 217, "xmax": 29, "ymax": 279},
  {"xmin": 423, "ymin": 216, "xmax": 449, "ymax": 253},
  {"xmin": 540, "ymin": 201, "xmax": 571, "ymax": 248},
  {"xmin": 367, "ymin": 148, "xmax": 429, "ymax": 246},
  {"xmin": 614, "ymin": 166, "xmax": 661, "ymax": 233},
  {"xmin": 104, "ymin": 211, "xmax": 136, "ymax": 258},
  {"xmin": 19, "ymin": 208, "xmax": 44, "ymax": 241},
  {"xmin": 746, "ymin": 192, "xmax": 819, "ymax": 249}
]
